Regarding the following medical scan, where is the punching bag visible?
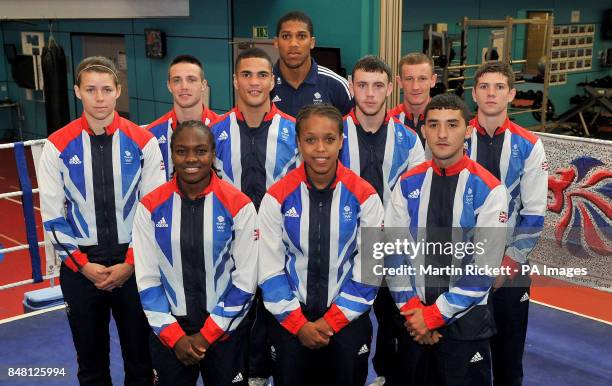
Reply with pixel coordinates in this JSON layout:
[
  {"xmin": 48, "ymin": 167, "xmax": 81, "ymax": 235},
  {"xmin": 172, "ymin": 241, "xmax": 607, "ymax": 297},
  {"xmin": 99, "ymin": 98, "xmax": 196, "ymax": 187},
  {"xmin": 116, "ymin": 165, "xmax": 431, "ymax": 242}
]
[{"xmin": 42, "ymin": 37, "xmax": 70, "ymax": 135}]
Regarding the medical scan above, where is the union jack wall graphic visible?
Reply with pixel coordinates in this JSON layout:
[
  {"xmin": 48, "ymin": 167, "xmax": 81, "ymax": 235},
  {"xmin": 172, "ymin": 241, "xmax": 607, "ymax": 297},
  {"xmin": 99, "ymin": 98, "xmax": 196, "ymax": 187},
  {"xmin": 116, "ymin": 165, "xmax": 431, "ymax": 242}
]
[
  {"xmin": 548, "ymin": 156, "xmax": 612, "ymax": 258},
  {"xmin": 532, "ymin": 133, "xmax": 611, "ymax": 289}
]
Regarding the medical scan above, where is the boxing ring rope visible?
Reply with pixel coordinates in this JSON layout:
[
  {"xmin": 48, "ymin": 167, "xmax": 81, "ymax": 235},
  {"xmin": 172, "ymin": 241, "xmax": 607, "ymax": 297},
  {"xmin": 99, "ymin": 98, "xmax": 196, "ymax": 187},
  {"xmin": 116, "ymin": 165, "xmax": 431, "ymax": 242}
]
[
  {"xmin": 0, "ymin": 139, "xmax": 59, "ymax": 291},
  {"xmin": 0, "ymin": 139, "xmax": 46, "ymax": 150}
]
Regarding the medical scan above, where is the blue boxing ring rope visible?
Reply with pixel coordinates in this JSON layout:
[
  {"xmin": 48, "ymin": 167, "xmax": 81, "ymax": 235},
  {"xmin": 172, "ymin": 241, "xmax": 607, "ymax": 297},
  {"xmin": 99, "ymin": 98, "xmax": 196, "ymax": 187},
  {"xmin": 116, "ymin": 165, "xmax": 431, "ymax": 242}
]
[{"xmin": 0, "ymin": 139, "xmax": 59, "ymax": 291}]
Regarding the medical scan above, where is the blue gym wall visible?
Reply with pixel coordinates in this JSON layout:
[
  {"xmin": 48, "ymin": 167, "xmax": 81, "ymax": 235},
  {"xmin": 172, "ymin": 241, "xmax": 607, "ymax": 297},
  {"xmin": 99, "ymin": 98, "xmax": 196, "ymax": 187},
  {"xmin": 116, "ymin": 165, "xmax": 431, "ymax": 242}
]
[
  {"xmin": 0, "ymin": 0, "xmax": 610, "ymax": 139},
  {"xmin": 402, "ymin": 0, "xmax": 612, "ymax": 127},
  {"xmin": 0, "ymin": 0, "xmax": 233, "ymax": 139},
  {"xmin": 0, "ymin": 0, "xmax": 378, "ymax": 140}
]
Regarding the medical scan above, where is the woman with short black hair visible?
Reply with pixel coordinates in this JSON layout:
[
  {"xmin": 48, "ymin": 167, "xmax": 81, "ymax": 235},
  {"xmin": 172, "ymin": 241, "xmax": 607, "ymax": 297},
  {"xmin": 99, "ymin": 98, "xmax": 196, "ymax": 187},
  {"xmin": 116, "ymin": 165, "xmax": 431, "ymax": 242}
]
[{"xmin": 133, "ymin": 120, "xmax": 257, "ymax": 385}]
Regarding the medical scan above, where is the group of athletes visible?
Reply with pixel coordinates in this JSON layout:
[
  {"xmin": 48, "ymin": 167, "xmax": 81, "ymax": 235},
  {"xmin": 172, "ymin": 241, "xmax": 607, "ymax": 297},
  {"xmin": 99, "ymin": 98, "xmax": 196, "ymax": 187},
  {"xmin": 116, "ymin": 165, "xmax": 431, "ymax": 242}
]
[{"xmin": 37, "ymin": 9, "xmax": 548, "ymax": 386}]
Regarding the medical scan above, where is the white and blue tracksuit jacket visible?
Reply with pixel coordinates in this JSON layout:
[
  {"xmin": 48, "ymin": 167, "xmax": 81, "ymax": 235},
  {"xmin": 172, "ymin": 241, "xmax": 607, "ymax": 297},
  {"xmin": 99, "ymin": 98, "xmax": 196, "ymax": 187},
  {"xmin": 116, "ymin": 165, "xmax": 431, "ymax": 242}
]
[
  {"xmin": 38, "ymin": 112, "xmax": 165, "ymax": 271},
  {"xmin": 388, "ymin": 103, "xmax": 431, "ymax": 159},
  {"xmin": 385, "ymin": 156, "xmax": 508, "ymax": 332},
  {"xmin": 467, "ymin": 117, "xmax": 548, "ymax": 268},
  {"xmin": 146, "ymin": 106, "xmax": 218, "ymax": 180},
  {"xmin": 132, "ymin": 173, "xmax": 257, "ymax": 348},
  {"xmin": 258, "ymin": 162, "xmax": 384, "ymax": 335},
  {"xmin": 210, "ymin": 105, "xmax": 298, "ymax": 204},
  {"xmin": 340, "ymin": 111, "xmax": 425, "ymax": 206}
]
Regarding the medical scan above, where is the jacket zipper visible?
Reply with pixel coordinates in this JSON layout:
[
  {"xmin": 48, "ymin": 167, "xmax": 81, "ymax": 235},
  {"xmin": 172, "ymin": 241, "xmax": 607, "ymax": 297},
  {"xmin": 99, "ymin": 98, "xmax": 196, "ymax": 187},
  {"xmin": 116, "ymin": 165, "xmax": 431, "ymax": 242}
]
[
  {"xmin": 99, "ymin": 143, "xmax": 111, "ymax": 265},
  {"xmin": 317, "ymin": 200, "xmax": 323, "ymax": 295},
  {"xmin": 370, "ymin": 144, "xmax": 375, "ymax": 165},
  {"xmin": 190, "ymin": 204, "xmax": 195, "ymax": 254},
  {"xmin": 317, "ymin": 200, "xmax": 323, "ymax": 254}
]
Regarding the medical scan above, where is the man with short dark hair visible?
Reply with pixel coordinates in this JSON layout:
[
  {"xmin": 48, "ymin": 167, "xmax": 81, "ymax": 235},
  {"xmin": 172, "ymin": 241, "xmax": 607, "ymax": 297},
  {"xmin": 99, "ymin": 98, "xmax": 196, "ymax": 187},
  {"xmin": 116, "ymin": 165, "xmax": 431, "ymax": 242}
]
[
  {"xmin": 272, "ymin": 11, "xmax": 352, "ymax": 117},
  {"xmin": 470, "ymin": 61, "xmax": 548, "ymax": 386},
  {"xmin": 147, "ymin": 54, "xmax": 218, "ymax": 180},
  {"xmin": 211, "ymin": 47, "xmax": 298, "ymax": 210},
  {"xmin": 385, "ymin": 93, "xmax": 508, "ymax": 386},
  {"xmin": 210, "ymin": 47, "xmax": 299, "ymax": 386},
  {"xmin": 341, "ymin": 55, "xmax": 425, "ymax": 205},
  {"xmin": 339, "ymin": 55, "xmax": 424, "ymax": 386}
]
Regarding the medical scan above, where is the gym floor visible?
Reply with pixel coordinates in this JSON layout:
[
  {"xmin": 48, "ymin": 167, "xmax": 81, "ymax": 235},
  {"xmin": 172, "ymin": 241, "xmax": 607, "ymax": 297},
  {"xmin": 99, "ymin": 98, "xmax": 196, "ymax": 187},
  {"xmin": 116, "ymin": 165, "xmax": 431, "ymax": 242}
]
[{"xmin": 0, "ymin": 303, "xmax": 610, "ymax": 386}]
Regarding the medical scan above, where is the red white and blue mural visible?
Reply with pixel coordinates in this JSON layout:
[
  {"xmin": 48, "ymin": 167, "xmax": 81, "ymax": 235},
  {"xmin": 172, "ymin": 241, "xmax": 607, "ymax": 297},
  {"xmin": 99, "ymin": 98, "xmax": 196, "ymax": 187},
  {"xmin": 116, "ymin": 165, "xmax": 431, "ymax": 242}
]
[{"xmin": 537, "ymin": 134, "xmax": 611, "ymax": 289}]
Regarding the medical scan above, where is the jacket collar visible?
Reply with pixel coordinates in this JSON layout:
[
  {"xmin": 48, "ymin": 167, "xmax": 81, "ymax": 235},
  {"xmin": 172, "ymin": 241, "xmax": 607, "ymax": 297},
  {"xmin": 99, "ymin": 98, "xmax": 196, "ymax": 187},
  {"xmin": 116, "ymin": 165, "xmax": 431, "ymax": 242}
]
[
  {"xmin": 431, "ymin": 154, "xmax": 470, "ymax": 176},
  {"xmin": 169, "ymin": 105, "xmax": 211, "ymax": 129},
  {"xmin": 407, "ymin": 112, "xmax": 425, "ymax": 121},
  {"xmin": 171, "ymin": 171, "xmax": 219, "ymax": 199},
  {"xmin": 233, "ymin": 103, "xmax": 278, "ymax": 123},
  {"xmin": 472, "ymin": 116, "xmax": 510, "ymax": 137},
  {"xmin": 348, "ymin": 108, "xmax": 391, "ymax": 127},
  {"xmin": 297, "ymin": 160, "xmax": 349, "ymax": 190},
  {"xmin": 80, "ymin": 111, "xmax": 121, "ymax": 135},
  {"xmin": 273, "ymin": 58, "xmax": 318, "ymax": 86}
]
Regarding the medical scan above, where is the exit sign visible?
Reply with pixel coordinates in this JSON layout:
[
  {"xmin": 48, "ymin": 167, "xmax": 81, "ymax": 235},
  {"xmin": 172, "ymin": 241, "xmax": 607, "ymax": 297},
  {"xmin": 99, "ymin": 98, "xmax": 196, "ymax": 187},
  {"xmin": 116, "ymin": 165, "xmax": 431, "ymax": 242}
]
[{"xmin": 253, "ymin": 26, "xmax": 268, "ymax": 39}]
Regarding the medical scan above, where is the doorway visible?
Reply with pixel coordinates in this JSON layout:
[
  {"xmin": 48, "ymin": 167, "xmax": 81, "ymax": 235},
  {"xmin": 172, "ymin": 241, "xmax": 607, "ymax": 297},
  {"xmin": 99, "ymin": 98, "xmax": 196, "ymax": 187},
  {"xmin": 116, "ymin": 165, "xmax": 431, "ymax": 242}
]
[{"xmin": 524, "ymin": 11, "xmax": 552, "ymax": 75}]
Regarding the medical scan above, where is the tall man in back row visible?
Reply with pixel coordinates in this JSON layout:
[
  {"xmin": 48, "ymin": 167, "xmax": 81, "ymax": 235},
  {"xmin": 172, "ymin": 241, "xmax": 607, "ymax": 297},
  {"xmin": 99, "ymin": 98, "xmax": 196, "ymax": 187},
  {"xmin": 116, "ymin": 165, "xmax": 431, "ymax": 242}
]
[
  {"xmin": 469, "ymin": 61, "xmax": 548, "ymax": 386},
  {"xmin": 272, "ymin": 11, "xmax": 353, "ymax": 117}
]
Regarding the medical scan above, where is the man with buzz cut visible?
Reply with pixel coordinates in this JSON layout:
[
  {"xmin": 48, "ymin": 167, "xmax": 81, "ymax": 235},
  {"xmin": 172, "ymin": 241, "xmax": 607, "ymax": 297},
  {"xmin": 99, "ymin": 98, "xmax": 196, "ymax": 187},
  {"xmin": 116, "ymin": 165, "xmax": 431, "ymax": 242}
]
[
  {"xmin": 389, "ymin": 52, "xmax": 437, "ymax": 153},
  {"xmin": 339, "ymin": 55, "xmax": 425, "ymax": 386},
  {"xmin": 272, "ymin": 10, "xmax": 352, "ymax": 117},
  {"xmin": 469, "ymin": 61, "xmax": 548, "ymax": 386},
  {"xmin": 211, "ymin": 47, "xmax": 298, "ymax": 210},
  {"xmin": 385, "ymin": 93, "xmax": 508, "ymax": 386},
  {"xmin": 147, "ymin": 54, "xmax": 218, "ymax": 180}
]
